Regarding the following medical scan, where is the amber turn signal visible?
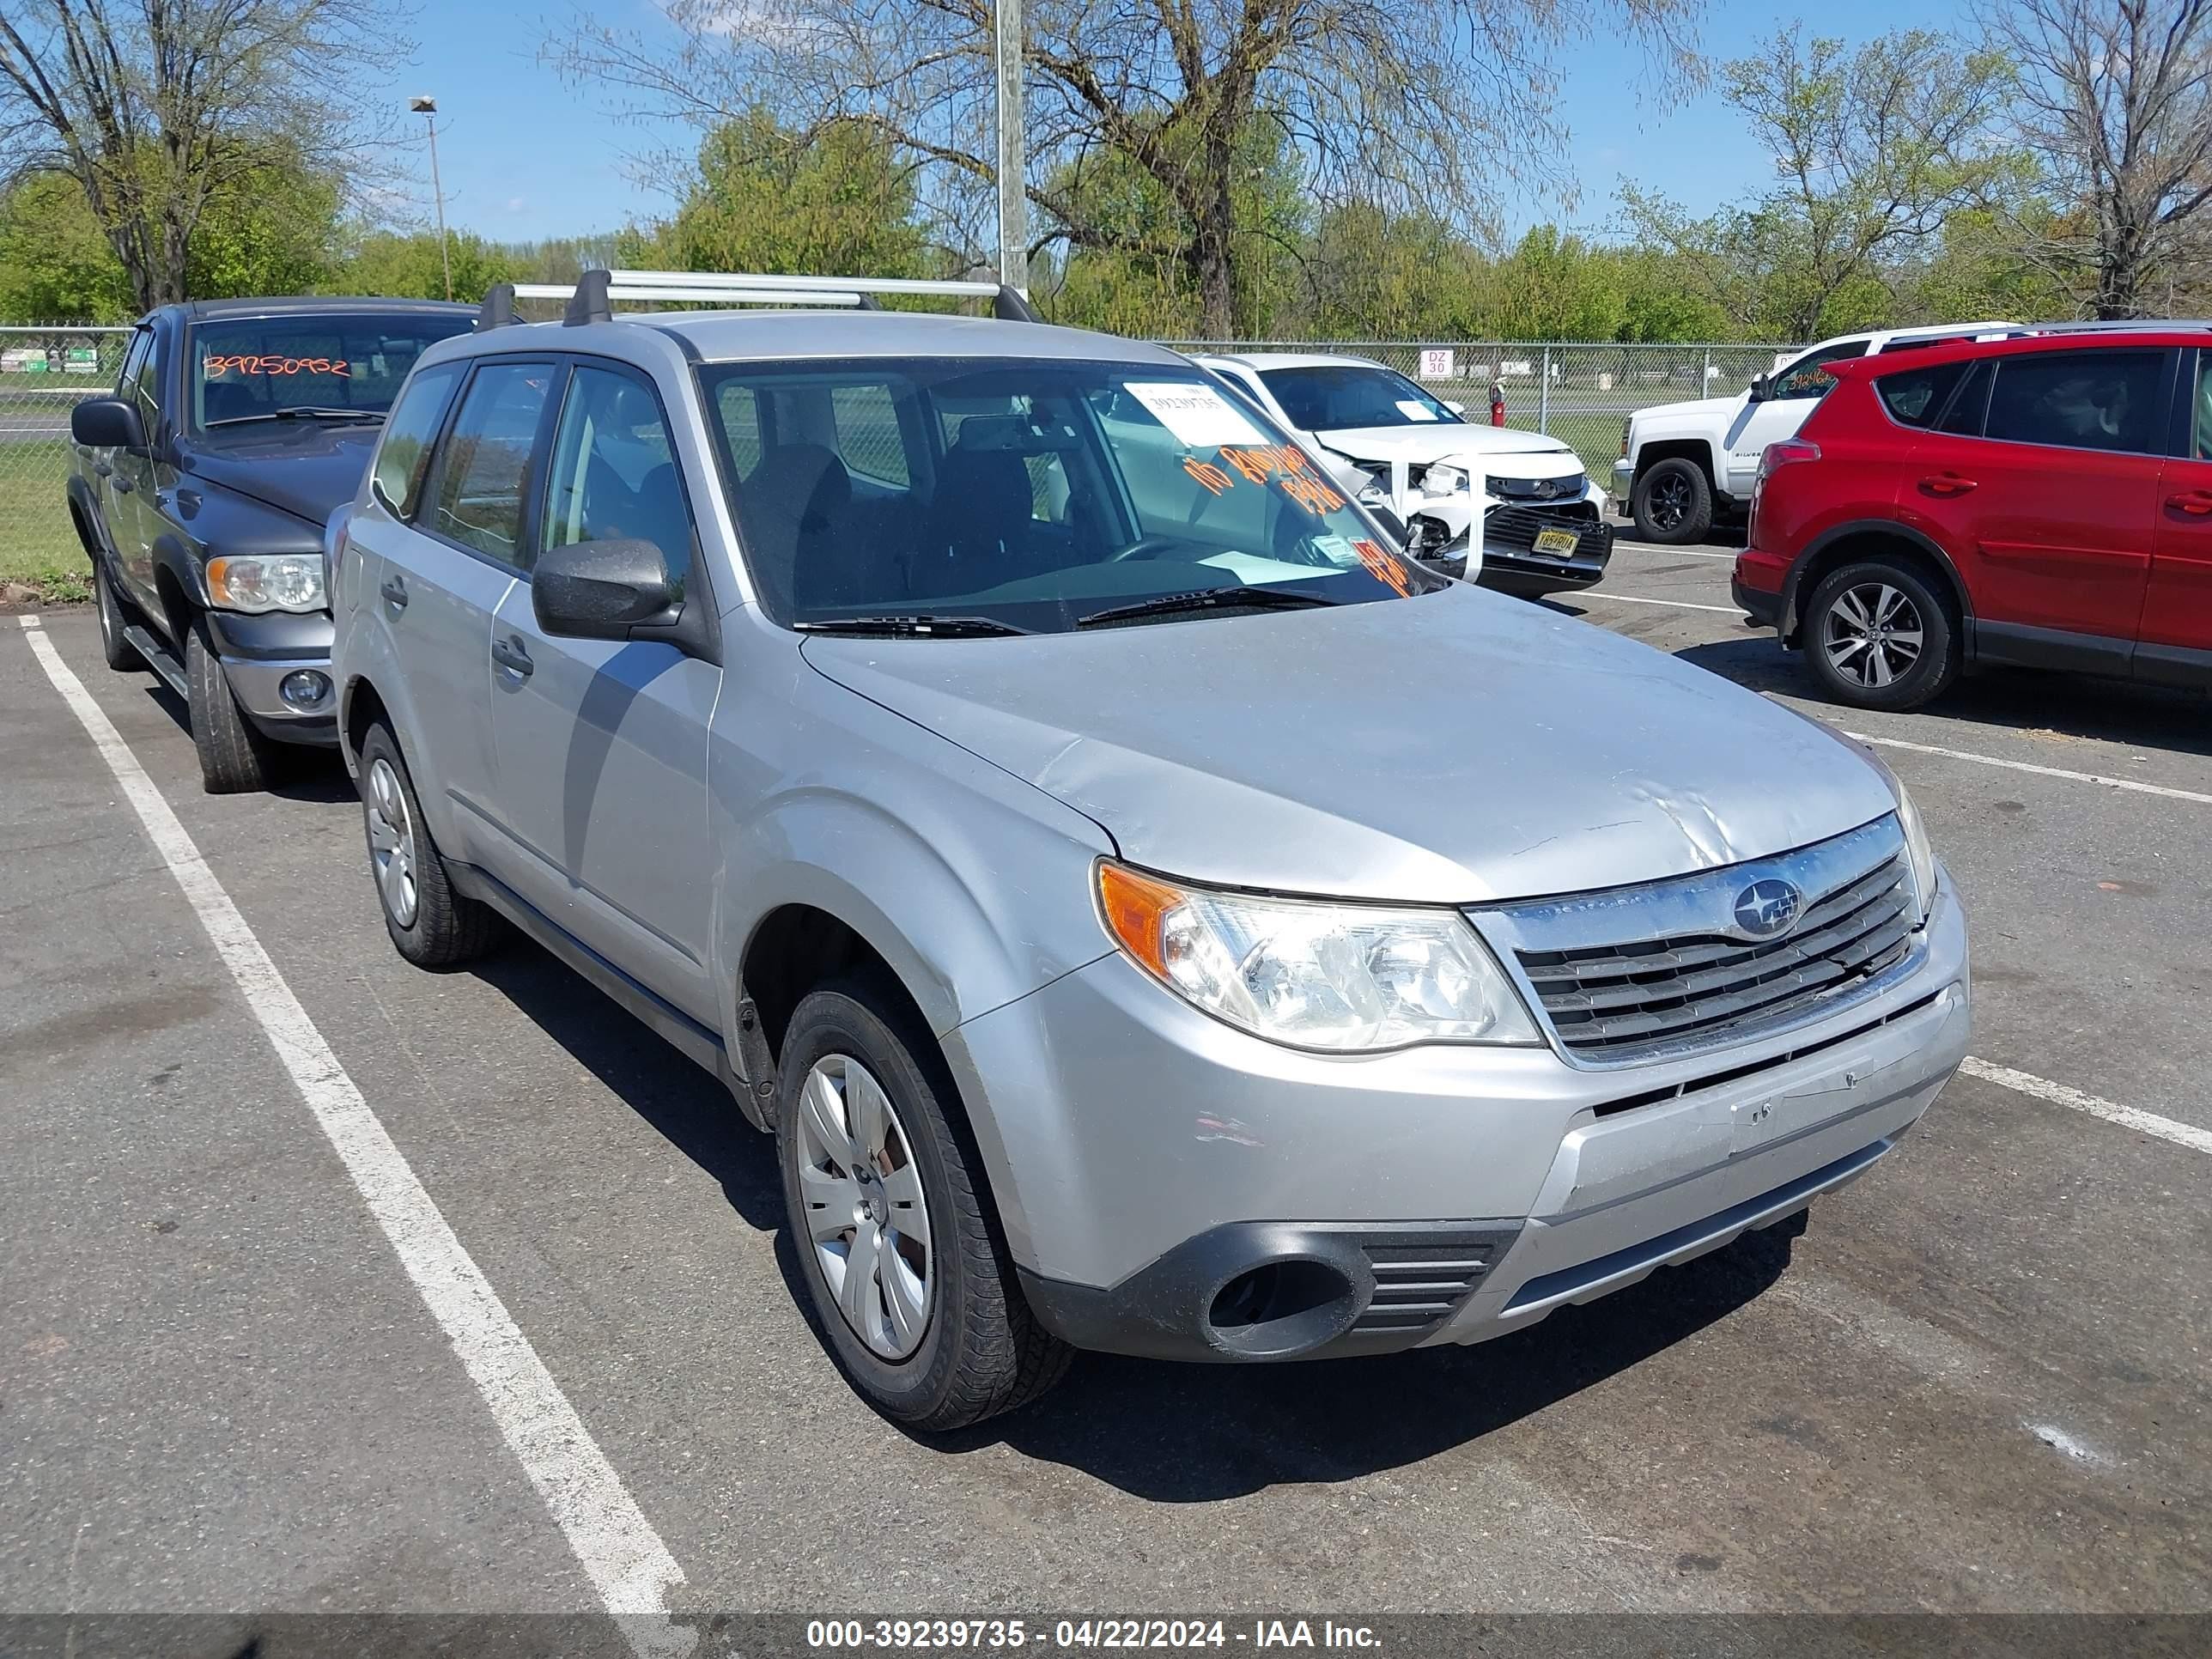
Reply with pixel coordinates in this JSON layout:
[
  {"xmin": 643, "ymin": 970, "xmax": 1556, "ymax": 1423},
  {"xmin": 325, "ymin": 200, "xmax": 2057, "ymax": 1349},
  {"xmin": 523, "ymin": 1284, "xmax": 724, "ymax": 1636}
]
[{"xmin": 1096, "ymin": 861, "xmax": 1186, "ymax": 978}]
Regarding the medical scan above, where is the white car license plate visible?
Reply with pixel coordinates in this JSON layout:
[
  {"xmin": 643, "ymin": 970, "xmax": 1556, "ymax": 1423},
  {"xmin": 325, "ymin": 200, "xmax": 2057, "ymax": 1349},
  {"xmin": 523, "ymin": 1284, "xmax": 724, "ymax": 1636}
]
[{"xmin": 1532, "ymin": 527, "xmax": 1579, "ymax": 556}]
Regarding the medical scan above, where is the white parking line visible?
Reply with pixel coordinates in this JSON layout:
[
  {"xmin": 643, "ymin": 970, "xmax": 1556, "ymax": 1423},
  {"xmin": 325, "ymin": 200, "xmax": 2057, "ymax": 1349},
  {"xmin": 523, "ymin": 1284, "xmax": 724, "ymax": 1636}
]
[
  {"xmin": 15, "ymin": 615, "xmax": 692, "ymax": 1656},
  {"xmin": 1962, "ymin": 1057, "xmax": 2212, "ymax": 1157},
  {"xmin": 1847, "ymin": 731, "xmax": 2212, "ymax": 807},
  {"xmin": 1578, "ymin": 592, "xmax": 1741, "ymax": 615}
]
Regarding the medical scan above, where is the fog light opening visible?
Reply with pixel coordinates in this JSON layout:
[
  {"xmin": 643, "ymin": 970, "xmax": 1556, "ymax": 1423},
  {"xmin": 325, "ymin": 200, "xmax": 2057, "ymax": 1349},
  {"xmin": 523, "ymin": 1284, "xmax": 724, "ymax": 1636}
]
[
  {"xmin": 1204, "ymin": 1259, "xmax": 1360, "ymax": 1358},
  {"xmin": 279, "ymin": 670, "xmax": 331, "ymax": 710}
]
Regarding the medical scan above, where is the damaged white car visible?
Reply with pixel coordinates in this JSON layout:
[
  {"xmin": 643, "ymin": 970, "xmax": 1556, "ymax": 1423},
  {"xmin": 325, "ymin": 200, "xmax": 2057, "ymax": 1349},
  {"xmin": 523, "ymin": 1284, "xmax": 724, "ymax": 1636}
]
[{"xmin": 1194, "ymin": 351, "xmax": 1613, "ymax": 597}]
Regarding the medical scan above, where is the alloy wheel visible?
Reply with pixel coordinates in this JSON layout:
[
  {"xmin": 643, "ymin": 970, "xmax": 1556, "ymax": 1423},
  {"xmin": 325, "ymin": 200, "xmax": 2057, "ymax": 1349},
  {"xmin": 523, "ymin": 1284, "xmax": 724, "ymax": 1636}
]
[
  {"xmin": 794, "ymin": 1054, "xmax": 933, "ymax": 1360},
  {"xmin": 1822, "ymin": 581, "xmax": 1924, "ymax": 690},
  {"xmin": 365, "ymin": 757, "xmax": 420, "ymax": 928},
  {"xmin": 1646, "ymin": 472, "xmax": 1689, "ymax": 532}
]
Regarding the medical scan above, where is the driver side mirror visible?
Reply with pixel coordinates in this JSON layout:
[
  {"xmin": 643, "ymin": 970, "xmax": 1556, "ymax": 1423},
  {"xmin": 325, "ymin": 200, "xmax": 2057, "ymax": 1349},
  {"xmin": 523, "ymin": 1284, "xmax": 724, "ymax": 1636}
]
[
  {"xmin": 72, "ymin": 397, "xmax": 147, "ymax": 452},
  {"xmin": 532, "ymin": 537, "xmax": 683, "ymax": 641},
  {"xmin": 1747, "ymin": 374, "xmax": 1773, "ymax": 404}
]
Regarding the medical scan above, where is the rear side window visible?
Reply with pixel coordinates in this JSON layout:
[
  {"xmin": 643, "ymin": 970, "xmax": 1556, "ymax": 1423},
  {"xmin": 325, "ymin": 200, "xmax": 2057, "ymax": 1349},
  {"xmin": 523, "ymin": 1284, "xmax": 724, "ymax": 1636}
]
[
  {"xmin": 1875, "ymin": 361, "xmax": 1970, "ymax": 428},
  {"xmin": 539, "ymin": 365, "xmax": 694, "ymax": 572},
  {"xmin": 428, "ymin": 362, "xmax": 553, "ymax": 564},
  {"xmin": 371, "ymin": 364, "xmax": 460, "ymax": 518},
  {"xmin": 831, "ymin": 384, "xmax": 909, "ymax": 489},
  {"xmin": 1984, "ymin": 350, "xmax": 2166, "ymax": 454}
]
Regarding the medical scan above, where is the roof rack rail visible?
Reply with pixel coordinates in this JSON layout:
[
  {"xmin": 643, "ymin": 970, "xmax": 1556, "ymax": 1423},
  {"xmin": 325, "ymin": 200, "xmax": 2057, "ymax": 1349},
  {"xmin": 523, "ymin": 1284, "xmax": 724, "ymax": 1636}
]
[
  {"xmin": 477, "ymin": 282, "xmax": 517, "ymax": 331},
  {"xmin": 503, "ymin": 268, "xmax": 1042, "ymax": 325}
]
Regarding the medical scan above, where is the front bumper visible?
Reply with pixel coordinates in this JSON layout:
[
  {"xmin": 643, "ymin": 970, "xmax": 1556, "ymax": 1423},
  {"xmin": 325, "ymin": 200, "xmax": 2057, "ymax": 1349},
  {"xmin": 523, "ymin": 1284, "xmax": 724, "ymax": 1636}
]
[
  {"xmin": 1477, "ymin": 507, "xmax": 1613, "ymax": 593},
  {"xmin": 204, "ymin": 608, "xmax": 337, "ymax": 745},
  {"xmin": 957, "ymin": 875, "xmax": 1967, "ymax": 1363}
]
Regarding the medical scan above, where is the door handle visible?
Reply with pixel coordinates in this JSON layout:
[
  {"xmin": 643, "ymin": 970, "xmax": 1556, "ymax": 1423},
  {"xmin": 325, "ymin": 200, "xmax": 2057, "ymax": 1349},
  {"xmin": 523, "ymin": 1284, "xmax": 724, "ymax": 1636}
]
[
  {"xmin": 380, "ymin": 575, "xmax": 408, "ymax": 611},
  {"xmin": 1919, "ymin": 472, "xmax": 1977, "ymax": 496},
  {"xmin": 94, "ymin": 460, "xmax": 112, "ymax": 478},
  {"xmin": 2166, "ymin": 490, "xmax": 2212, "ymax": 516},
  {"xmin": 490, "ymin": 634, "xmax": 533, "ymax": 680},
  {"xmin": 111, "ymin": 474, "xmax": 134, "ymax": 494}
]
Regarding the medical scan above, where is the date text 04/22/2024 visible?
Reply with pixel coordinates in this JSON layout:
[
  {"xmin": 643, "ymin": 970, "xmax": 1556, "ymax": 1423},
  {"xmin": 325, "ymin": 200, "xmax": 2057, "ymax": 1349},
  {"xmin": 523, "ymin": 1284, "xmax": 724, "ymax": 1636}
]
[{"xmin": 804, "ymin": 1620, "xmax": 1382, "ymax": 1650}]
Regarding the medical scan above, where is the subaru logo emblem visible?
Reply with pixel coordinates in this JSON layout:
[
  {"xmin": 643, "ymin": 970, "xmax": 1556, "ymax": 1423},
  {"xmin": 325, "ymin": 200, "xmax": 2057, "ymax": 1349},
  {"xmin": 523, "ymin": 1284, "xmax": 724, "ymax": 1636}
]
[{"xmin": 1733, "ymin": 878, "xmax": 1802, "ymax": 939}]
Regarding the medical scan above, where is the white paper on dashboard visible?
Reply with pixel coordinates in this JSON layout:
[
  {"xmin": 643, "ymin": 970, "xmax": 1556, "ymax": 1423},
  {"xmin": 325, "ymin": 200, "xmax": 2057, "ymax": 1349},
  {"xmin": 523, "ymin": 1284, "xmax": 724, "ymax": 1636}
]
[
  {"xmin": 1125, "ymin": 381, "xmax": 1268, "ymax": 447},
  {"xmin": 1395, "ymin": 400, "xmax": 1438, "ymax": 421}
]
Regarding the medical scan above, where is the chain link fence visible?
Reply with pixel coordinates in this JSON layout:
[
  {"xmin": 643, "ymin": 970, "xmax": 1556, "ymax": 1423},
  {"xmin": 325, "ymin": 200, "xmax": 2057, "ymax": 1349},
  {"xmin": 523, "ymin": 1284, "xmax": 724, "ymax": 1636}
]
[
  {"xmin": 0, "ymin": 325, "xmax": 1798, "ymax": 596},
  {"xmin": 1160, "ymin": 341, "xmax": 1802, "ymax": 476},
  {"xmin": 0, "ymin": 325, "xmax": 131, "ymax": 597}
]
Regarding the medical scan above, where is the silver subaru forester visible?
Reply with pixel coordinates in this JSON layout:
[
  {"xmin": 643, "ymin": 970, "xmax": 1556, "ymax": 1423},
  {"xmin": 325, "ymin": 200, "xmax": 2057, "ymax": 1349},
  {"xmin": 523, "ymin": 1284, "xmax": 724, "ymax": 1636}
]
[{"xmin": 329, "ymin": 270, "xmax": 1970, "ymax": 1431}]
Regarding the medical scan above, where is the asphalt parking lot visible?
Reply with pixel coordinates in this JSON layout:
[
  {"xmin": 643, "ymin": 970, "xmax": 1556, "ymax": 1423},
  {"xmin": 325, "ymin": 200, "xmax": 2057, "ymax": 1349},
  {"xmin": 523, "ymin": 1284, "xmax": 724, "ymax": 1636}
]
[{"xmin": 3, "ymin": 536, "xmax": 2209, "ymax": 1641}]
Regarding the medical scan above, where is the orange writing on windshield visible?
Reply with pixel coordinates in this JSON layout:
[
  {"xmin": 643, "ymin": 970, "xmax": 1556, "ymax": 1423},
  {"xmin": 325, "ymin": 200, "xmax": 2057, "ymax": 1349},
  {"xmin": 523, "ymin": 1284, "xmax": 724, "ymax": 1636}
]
[
  {"xmin": 1353, "ymin": 538, "xmax": 1414, "ymax": 598},
  {"xmin": 204, "ymin": 356, "xmax": 351, "ymax": 378},
  {"xmin": 1182, "ymin": 457, "xmax": 1234, "ymax": 495}
]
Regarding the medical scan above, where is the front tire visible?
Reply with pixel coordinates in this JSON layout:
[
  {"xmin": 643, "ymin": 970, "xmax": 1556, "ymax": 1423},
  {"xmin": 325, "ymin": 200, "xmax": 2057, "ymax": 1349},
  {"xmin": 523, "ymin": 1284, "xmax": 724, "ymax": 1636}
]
[
  {"xmin": 94, "ymin": 563, "xmax": 139, "ymax": 672},
  {"xmin": 777, "ymin": 980, "xmax": 1069, "ymax": 1431},
  {"xmin": 356, "ymin": 721, "xmax": 495, "ymax": 967},
  {"xmin": 185, "ymin": 614, "xmax": 275, "ymax": 793},
  {"xmin": 1631, "ymin": 457, "xmax": 1714, "ymax": 544},
  {"xmin": 1802, "ymin": 558, "xmax": 1960, "ymax": 711}
]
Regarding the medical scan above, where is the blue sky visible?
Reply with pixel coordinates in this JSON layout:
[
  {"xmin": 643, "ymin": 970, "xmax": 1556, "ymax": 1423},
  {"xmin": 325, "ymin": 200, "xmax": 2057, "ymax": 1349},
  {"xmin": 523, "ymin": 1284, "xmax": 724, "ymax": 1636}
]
[{"xmin": 408, "ymin": 0, "xmax": 1965, "ymax": 246}]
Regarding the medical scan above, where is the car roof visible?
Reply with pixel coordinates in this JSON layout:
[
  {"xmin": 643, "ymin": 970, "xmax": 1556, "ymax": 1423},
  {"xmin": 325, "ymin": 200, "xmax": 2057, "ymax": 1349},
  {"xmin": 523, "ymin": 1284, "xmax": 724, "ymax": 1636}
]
[
  {"xmin": 167, "ymin": 296, "xmax": 479, "ymax": 323},
  {"xmin": 471, "ymin": 307, "xmax": 1193, "ymax": 368},
  {"xmin": 1826, "ymin": 324, "xmax": 2212, "ymax": 380},
  {"xmin": 1195, "ymin": 351, "xmax": 1389, "ymax": 373}
]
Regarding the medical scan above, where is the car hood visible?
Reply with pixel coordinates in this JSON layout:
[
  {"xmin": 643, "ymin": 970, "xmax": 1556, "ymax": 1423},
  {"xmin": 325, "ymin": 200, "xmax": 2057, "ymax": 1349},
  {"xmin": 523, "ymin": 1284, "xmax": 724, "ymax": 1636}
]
[
  {"xmin": 799, "ymin": 586, "xmax": 1895, "ymax": 903},
  {"xmin": 184, "ymin": 422, "xmax": 380, "ymax": 531},
  {"xmin": 1631, "ymin": 394, "xmax": 1744, "ymax": 433},
  {"xmin": 1315, "ymin": 424, "xmax": 1573, "ymax": 465}
]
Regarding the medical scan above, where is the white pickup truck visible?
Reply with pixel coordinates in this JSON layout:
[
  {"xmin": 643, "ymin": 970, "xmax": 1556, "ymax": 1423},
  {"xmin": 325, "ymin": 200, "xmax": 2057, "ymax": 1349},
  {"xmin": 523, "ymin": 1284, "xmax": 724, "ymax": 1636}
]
[{"xmin": 1613, "ymin": 322, "xmax": 2017, "ymax": 544}]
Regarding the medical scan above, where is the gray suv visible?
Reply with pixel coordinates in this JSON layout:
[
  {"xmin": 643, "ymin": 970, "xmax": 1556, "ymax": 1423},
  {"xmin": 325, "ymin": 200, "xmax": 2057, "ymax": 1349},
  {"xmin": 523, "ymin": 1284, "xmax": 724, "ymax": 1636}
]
[{"xmin": 331, "ymin": 270, "xmax": 1971, "ymax": 1431}]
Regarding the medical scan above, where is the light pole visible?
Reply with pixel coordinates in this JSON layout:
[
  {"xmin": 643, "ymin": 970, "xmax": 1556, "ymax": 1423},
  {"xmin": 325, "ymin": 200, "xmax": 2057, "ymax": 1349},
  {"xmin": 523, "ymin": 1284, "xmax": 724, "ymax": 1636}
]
[
  {"xmin": 994, "ymin": 0, "xmax": 1025, "ymax": 295},
  {"xmin": 410, "ymin": 94, "xmax": 453, "ymax": 302}
]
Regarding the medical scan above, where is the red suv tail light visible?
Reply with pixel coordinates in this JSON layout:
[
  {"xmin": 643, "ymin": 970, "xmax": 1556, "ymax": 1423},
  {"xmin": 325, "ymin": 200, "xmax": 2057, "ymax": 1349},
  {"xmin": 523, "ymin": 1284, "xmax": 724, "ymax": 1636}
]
[{"xmin": 1758, "ymin": 439, "xmax": 1821, "ymax": 478}]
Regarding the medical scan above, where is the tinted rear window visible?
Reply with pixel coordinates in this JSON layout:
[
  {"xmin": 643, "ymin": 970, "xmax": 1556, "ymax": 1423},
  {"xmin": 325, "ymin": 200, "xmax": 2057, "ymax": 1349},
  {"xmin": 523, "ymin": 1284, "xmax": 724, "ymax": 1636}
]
[
  {"xmin": 1984, "ymin": 350, "xmax": 2166, "ymax": 454},
  {"xmin": 1875, "ymin": 361, "xmax": 1970, "ymax": 428}
]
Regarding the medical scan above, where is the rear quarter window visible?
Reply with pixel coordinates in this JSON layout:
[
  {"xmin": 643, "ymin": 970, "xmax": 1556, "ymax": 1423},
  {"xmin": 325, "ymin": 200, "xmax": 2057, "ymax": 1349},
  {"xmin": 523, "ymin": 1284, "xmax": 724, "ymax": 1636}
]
[{"xmin": 1875, "ymin": 361, "xmax": 1971, "ymax": 429}]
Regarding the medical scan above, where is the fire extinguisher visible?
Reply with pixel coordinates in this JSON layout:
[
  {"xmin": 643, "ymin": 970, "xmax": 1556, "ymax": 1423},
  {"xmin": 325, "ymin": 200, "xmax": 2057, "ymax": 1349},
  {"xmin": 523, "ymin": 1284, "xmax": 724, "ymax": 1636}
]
[{"xmin": 1489, "ymin": 380, "xmax": 1507, "ymax": 427}]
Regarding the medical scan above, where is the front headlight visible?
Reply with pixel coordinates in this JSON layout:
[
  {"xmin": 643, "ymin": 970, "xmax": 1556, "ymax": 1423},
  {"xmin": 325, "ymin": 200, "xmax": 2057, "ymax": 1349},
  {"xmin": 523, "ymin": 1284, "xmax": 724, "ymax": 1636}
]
[
  {"xmin": 1096, "ymin": 861, "xmax": 1541, "ymax": 1052},
  {"xmin": 1420, "ymin": 463, "xmax": 1467, "ymax": 498},
  {"xmin": 1893, "ymin": 778, "xmax": 1938, "ymax": 921},
  {"xmin": 206, "ymin": 553, "xmax": 326, "ymax": 614}
]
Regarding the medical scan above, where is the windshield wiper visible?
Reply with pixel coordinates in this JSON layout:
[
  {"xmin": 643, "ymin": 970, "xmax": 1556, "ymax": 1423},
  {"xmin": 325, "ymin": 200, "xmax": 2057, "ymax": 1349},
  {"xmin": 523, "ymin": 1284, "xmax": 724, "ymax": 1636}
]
[
  {"xmin": 794, "ymin": 614, "xmax": 1033, "ymax": 638},
  {"xmin": 1073, "ymin": 586, "xmax": 1336, "ymax": 629},
  {"xmin": 204, "ymin": 406, "xmax": 385, "ymax": 428}
]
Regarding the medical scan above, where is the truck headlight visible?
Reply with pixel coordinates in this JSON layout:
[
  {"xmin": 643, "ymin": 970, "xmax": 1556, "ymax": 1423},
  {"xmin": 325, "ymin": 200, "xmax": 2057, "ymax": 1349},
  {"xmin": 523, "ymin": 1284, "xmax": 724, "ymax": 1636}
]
[
  {"xmin": 1420, "ymin": 463, "xmax": 1467, "ymax": 498},
  {"xmin": 1097, "ymin": 861, "xmax": 1540, "ymax": 1052},
  {"xmin": 207, "ymin": 553, "xmax": 326, "ymax": 614}
]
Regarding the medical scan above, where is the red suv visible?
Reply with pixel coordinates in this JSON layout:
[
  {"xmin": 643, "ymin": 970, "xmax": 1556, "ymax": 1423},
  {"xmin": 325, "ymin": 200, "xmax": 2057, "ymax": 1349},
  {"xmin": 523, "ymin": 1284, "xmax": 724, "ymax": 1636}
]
[{"xmin": 1734, "ymin": 329, "xmax": 2212, "ymax": 709}]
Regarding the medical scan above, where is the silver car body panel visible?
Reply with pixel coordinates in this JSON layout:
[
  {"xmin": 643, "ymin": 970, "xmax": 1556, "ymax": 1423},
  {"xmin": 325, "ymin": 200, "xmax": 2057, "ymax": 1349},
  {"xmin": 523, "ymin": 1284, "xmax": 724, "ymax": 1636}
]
[{"xmin": 333, "ymin": 306, "xmax": 1970, "ymax": 1346}]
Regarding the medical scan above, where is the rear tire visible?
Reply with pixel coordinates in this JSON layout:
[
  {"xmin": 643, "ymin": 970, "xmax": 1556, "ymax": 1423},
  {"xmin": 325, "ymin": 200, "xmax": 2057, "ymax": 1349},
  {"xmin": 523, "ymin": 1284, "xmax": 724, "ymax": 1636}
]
[
  {"xmin": 1802, "ymin": 557, "xmax": 1959, "ymax": 711},
  {"xmin": 357, "ymin": 721, "xmax": 495, "ymax": 967},
  {"xmin": 94, "ymin": 563, "xmax": 139, "ymax": 672},
  {"xmin": 185, "ymin": 614, "xmax": 276, "ymax": 793},
  {"xmin": 777, "ymin": 980, "xmax": 1070, "ymax": 1431},
  {"xmin": 1632, "ymin": 457, "xmax": 1714, "ymax": 544}
]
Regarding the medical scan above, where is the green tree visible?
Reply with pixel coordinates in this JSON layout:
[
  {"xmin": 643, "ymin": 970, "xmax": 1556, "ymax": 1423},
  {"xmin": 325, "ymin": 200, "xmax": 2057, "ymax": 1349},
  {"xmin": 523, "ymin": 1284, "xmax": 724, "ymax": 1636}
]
[
  {"xmin": 0, "ymin": 171, "xmax": 133, "ymax": 320},
  {"xmin": 1625, "ymin": 27, "xmax": 2021, "ymax": 339},
  {"xmin": 335, "ymin": 228, "xmax": 514, "ymax": 301},
  {"xmin": 1, "ymin": 0, "xmax": 396, "ymax": 309},
  {"xmin": 641, "ymin": 112, "xmax": 928, "ymax": 282}
]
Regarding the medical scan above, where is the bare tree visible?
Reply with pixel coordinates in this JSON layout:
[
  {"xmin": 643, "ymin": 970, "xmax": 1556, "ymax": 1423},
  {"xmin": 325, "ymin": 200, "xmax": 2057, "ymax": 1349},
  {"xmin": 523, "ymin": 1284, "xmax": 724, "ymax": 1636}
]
[
  {"xmin": 548, "ymin": 0, "xmax": 1702, "ymax": 337},
  {"xmin": 0, "ymin": 0, "xmax": 404, "ymax": 309},
  {"xmin": 1984, "ymin": 0, "xmax": 2212, "ymax": 318}
]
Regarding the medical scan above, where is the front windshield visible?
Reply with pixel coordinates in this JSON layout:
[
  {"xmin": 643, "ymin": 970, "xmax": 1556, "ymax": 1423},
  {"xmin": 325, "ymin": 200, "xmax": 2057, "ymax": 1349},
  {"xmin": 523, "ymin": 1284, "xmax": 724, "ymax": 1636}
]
[
  {"xmin": 699, "ymin": 358, "xmax": 1442, "ymax": 634},
  {"xmin": 1257, "ymin": 364, "xmax": 1462, "ymax": 431},
  {"xmin": 190, "ymin": 313, "xmax": 475, "ymax": 430}
]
